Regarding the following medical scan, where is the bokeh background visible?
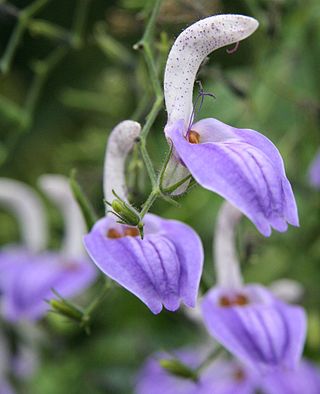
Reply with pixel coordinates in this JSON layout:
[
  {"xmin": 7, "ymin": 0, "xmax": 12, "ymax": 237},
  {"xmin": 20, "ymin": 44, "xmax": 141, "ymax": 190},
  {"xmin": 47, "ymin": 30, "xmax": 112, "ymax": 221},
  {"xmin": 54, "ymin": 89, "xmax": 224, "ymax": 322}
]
[{"xmin": 0, "ymin": 0, "xmax": 319, "ymax": 392}]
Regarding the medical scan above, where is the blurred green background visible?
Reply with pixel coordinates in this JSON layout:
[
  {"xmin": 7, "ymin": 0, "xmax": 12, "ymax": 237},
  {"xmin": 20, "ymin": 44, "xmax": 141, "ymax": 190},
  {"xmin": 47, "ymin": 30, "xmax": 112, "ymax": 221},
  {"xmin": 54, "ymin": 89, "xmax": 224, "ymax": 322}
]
[{"xmin": 0, "ymin": 0, "xmax": 319, "ymax": 393}]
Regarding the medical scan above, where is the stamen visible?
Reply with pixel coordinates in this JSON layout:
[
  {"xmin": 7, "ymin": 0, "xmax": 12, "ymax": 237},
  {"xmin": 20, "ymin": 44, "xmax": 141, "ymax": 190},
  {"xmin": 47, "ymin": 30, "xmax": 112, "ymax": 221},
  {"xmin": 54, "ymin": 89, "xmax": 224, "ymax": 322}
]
[
  {"xmin": 64, "ymin": 261, "xmax": 80, "ymax": 271},
  {"xmin": 107, "ymin": 228, "xmax": 122, "ymax": 239},
  {"xmin": 219, "ymin": 296, "xmax": 232, "ymax": 307},
  {"xmin": 234, "ymin": 294, "xmax": 249, "ymax": 306},
  {"xmin": 187, "ymin": 81, "xmax": 215, "ymax": 131},
  {"xmin": 226, "ymin": 41, "xmax": 240, "ymax": 54},
  {"xmin": 233, "ymin": 368, "xmax": 245, "ymax": 381},
  {"xmin": 219, "ymin": 293, "xmax": 250, "ymax": 307},
  {"xmin": 124, "ymin": 227, "xmax": 140, "ymax": 237},
  {"xmin": 188, "ymin": 130, "xmax": 200, "ymax": 144}
]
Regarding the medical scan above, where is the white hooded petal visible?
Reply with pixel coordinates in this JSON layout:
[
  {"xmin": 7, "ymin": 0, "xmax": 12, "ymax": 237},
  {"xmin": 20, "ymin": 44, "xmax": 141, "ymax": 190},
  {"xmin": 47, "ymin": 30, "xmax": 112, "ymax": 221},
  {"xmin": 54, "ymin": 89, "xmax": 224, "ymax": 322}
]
[
  {"xmin": 0, "ymin": 178, "xmax": 47, "ymax": 252},
  {"xmin": 38, "ymin": 175, "xmax": 87, "ymax": 258},
  {"xmin": 104, "ymin": 120, "xmax": 141, "ymax": 204},
  {"xmin": 164, "ymin": 14, "xmax": 259, "ymax": 127}
]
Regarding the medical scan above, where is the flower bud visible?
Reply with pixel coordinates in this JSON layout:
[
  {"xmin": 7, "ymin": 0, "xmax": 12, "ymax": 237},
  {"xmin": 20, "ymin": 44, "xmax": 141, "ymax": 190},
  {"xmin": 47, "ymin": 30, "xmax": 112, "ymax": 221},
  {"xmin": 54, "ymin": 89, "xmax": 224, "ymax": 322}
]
[
  {"xmin": 49, "ymin": 298, "xmax": 85, "ymax": 323},
  {"xmin": 106, "ymin": 190, "xmax": 144, "ymax": 238},
  {"xmin": 111, "ymin": 199, "xmax": 141, "ymax": 226},
  {"xmin": 159, "ymin": 359, "xmax": 198, "ymax": 381}
]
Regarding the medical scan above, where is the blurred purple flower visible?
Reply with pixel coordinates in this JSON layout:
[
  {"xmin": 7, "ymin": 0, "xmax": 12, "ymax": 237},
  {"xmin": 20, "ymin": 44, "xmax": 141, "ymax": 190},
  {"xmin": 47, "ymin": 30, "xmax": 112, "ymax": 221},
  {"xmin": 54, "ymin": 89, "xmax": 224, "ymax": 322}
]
[
  {"xmin": 0, "ymin": 178, "xmax": 48, "ymax": 293},
  {"xmin": 261, "ymin": 360, "xmax": 320, "ymax": 394},
  {"xmin": 1, "ymin": 252, "xmax": 95, "ymax": 322},
  {"xmin": 135, "ymin": 349, "xmax": 258, "ymax": 394},
  {"xmin": 201, "ymin": 202, "xmax": 306, "ymax": 371},
  {"xmin": 163, "ymin": 15, "xmax": 298, "ymax": 236},
  {"xmin": 0, "ymin": 381, "xmax": 15, "ymax": 394},
  {"xmin": 308, "ymin": 150, "xmax": 320, "ymax": 189},
  {"xmin": 84, "ymin": 214, "xmax": 203, "ymax": 314},
  {"xmin": 0, "ymin": 176, "xmax": 96, "ymax": 322}
]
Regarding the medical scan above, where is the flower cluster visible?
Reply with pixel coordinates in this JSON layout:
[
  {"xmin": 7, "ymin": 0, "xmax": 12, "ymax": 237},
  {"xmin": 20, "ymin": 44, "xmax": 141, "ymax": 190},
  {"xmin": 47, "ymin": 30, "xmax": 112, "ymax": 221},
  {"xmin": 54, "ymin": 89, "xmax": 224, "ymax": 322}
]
[{"xmin": 0, "ymin": 11, "xmax": 317, "ymax": 394}]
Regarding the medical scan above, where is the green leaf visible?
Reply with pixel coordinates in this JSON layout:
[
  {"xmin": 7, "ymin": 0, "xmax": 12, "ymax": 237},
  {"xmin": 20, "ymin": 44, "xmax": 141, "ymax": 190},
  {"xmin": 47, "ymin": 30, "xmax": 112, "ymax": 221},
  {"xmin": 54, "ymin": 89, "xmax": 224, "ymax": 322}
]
[{"xmin": 69, "ymin": 169, "xmax": 98, "ymax": 231}]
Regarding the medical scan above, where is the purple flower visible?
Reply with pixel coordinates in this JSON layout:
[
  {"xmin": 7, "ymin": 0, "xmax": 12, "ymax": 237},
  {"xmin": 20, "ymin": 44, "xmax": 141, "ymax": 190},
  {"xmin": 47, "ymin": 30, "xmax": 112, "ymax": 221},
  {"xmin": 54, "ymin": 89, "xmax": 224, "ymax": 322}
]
[
  {"xmin": 201, "ymin": 284, "xmax": 306, "ymax": 371},
  {"xmin": 261, "ymin": 360, "xmax": 320, "ymax": 394},
  {"xmin": 84, "ymin": 214, "xmax": 203, "ymax": 314},
  {"xmin": 308, "ymin": 150, "xmax": 320, "ymax": 189},
  {"xmin": 84, "ymin": 120, "xmax": 203, "ymax": 314},
  {"xmin": 201, "ymin": 202, "xmax": 306, "ymax": 371},
  {"xmin": 0, "ymin": 176, "xmax": 96, "ymax": 322},
  {"xmin": 136, "ymin": 349, "xmax": 258, "ymax": 394},
  {"xmin": 0, "ymin": 178, "xmax": 49, "ymax": 293},
  {"xmin": 1, "ymin": 252, "xmax": 95, "ymax": 322},
  {"xmin": 0, "ymin": 381, "xmax": 15, "ymax": 394},
  {"xmin": 163, "ymin": 15, "xmax": 298, "ymax": 236}
]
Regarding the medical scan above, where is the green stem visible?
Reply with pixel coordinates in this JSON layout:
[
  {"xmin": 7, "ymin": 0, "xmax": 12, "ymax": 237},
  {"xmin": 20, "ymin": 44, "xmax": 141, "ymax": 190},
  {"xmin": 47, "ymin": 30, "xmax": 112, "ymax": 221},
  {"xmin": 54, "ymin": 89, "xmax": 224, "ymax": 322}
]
[
  {"xmin": 162, "ymin": 174, "xmax": 192, "ymax": 194},
  {"xmin": 0, "ymin": 21, "xmax": 24, "ymax": 74},
  {"xmin": 23, "ymin": 0, "xmax": 50, "ymax": 18},
  {"xmin": 195, "ymin": 346, "xmax": 224, "ymax": 373},
  {"xmin": 140, "ymin": 189, "xmax": 159, "ymax": 218},
  {"xmin": 84, "ymin": 279, "xmax": 112, "ymax": 317},
  {"xmin": 0, "ymin": 0, "xmax": 51, "ymax": 74},
  {"xmin": 134, "ymin": 0, "xmax": 164, "ymax": 186},
  {"xmin": 71, "ymin": 0, "xmax": 90, "ymax": 48},
  {"xmin": 24, "ymin": 46, "xmax": 67, "ymax": 125}
]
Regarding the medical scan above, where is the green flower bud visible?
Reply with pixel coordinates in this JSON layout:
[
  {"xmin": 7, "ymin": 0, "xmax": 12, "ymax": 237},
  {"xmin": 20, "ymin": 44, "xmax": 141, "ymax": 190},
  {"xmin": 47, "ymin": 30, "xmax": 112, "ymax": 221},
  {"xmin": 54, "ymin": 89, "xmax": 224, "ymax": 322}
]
[
  {"xmin": 105, "ymin": 190, "xmax": 144, "ymax": 238},
  {"xmin": 50, "ymin": 298, "xmax": 85, "ymax": 323},
  {"xmin": 111, "ymin": 199, "xmax": 141, "ymax": 226},
  {"xmin": 159, "ymin": 359, "xmax": 198, "ymax": 382}
]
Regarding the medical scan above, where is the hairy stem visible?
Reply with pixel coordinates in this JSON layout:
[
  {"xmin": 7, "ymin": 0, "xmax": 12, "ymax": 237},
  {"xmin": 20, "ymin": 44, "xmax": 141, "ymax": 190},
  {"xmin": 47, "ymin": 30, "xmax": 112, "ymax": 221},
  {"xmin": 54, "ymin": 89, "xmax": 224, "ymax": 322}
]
[{"xmin": 134, "ymin": 0, "xmax": 164, "ymax": 187}]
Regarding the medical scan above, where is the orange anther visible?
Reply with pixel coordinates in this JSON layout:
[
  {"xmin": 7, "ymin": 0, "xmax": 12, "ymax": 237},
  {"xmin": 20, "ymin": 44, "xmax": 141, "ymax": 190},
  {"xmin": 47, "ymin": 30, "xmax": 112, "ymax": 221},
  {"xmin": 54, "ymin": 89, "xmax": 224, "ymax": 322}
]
[
  {"xmin": 123, "ymin": 227, "xmax": 140, "ymax": 237},
  {"xmin": 234, "ymin": 294, "xmax": 249, "ymax": 306},
  {"xmin": 188, "ymin": 130, "xmax": 200, "ymax": 144},
  {"xmin": 233, "ymin": 368, "xmax": 245, "ymax": 381},
  {"xmin": 107, "ymin": 228, "xmax": 122, "ymax": 239},
  {"xmin": 219, "ymin": 295, "xmax": 232, "ymax": 307}
]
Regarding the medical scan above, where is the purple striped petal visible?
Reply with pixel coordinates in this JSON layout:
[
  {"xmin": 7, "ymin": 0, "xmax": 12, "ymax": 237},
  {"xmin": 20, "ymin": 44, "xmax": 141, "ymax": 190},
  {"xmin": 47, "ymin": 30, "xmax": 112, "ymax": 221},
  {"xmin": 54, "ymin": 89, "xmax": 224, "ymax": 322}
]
[
  {"xmin": 83, "ymin": 214, "xmax": 203, "ymax": 314},
  {"xmin": 1, "ymin": 253, "xmax": 96, "ymax": 322},
  {"xmin": 201, "ymin": 285, "xmax": 306, "ymax": 371},
  {"xmin": 166, "ymin": 118, "xmax": 298, "ymax": 236}
]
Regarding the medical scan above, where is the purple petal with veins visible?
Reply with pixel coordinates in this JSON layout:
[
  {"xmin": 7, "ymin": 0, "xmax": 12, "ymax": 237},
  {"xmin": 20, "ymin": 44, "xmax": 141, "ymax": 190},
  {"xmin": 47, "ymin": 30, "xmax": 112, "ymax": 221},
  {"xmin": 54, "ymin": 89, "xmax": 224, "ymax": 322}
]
[
  {"xmin": 166, "ymin": 118, "xmax": 298, "ymax": 236},
  {"xmin": 83, "ymin": 213, "xmax": 203, "ymax": 314},
  {"xmin": 201, "ymin": 285, "xmax": 306, "ymax": 371}
]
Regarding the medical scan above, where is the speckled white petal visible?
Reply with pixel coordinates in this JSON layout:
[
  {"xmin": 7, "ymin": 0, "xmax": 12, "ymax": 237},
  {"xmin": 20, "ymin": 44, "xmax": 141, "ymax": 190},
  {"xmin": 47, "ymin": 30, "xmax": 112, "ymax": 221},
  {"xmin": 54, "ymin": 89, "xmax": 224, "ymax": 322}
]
[
  {"xmin": 164, "ymin": 14, "xmax": 259, "ymax": 126},
  {"xmin": 104, "ymin": 120, "xmax": 141, "ymax": 204}
]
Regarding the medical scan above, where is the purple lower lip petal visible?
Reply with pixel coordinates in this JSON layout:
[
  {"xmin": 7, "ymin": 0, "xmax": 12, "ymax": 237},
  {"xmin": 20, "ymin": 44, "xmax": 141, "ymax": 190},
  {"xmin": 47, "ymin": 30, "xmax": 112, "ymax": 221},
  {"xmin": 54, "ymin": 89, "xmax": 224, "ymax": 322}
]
[
  {"xmin": 201, "ymin": 284, "xmax": 306, "ymax": 371},
  {"xmin": 83, "ymin": 213, "xmax": 203, "ymax": 314},
  {"xmin": 165, "ymin": 118, "xmax": 299, "ymax": 236}
]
